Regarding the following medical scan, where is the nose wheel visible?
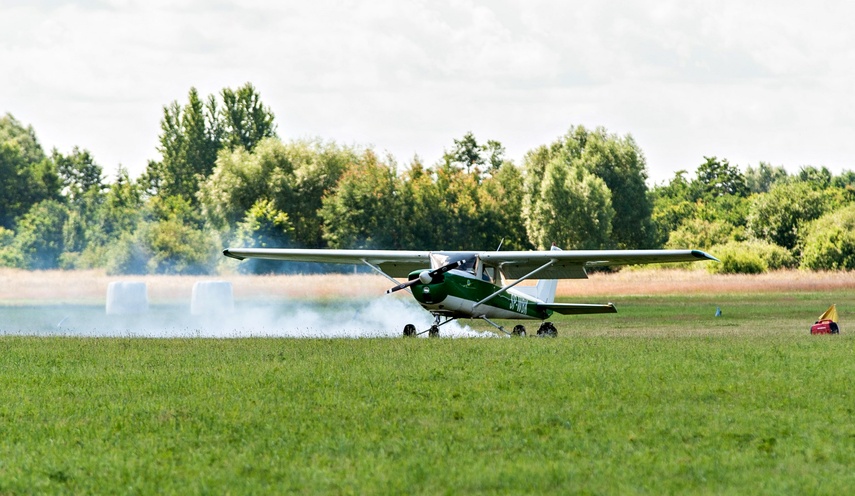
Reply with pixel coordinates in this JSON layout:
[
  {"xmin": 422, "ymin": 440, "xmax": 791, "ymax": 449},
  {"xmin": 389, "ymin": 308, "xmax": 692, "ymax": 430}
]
[{"xmin": 403, "ymin": 324, "xmax": 416, "ymax": 337}]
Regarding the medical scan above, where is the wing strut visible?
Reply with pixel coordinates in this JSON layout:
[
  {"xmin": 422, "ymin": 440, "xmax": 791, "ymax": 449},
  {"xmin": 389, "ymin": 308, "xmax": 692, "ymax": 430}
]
[
  {"xmin": 361, "ymin": 259, "xmax": 411, "ymax": 294},
  {"xmin": 473, "ymin": 259, "xmax": 557, "ymax": 309}
]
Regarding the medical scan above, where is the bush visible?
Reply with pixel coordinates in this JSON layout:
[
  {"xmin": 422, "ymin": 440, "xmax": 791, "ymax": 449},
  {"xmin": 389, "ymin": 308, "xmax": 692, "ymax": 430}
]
[
  {"xmin": 800, "ymin": 205, "xmax": 855, "ymax": 271},
  {"xmin": 707, "ymin": 241, "xmax": 796, "ymax": 274}
]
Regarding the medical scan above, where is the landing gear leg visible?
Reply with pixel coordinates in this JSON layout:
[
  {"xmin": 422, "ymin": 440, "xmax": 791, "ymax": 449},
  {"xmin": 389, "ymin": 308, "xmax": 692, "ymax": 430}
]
[
  {"xmin": 414, "ymin": 315, "xmax": 456, "ymax": 338},
  {"xmin": 537, "ymin": 321, "xmax": 558, "ymax": 338}
]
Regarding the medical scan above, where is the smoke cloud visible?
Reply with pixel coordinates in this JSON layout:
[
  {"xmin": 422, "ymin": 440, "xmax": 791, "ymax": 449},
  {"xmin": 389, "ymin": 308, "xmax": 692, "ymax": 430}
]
[{"xmin": 2, "ymin": 297, "xmax": 494, "ymax": 338}]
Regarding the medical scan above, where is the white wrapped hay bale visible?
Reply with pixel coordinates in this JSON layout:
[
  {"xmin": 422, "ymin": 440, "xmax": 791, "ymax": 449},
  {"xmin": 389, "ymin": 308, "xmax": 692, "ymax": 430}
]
[
  {"xmin": 190, "ymin": 281, "xmax": 234, "ymax": 316},
  {"xmin": 106, "ymin": 281, "xmax": 149, "ymax": 315}
]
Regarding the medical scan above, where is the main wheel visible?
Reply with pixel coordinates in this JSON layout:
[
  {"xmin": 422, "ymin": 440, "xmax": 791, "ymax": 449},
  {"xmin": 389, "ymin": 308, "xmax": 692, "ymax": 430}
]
[
  {"xmin": 512, "ymin": 325, "xmax": 526, "ymax": 337},
  {"xmin": 428, "ymin": 325, "xmax": 440, "ymax": 338},
  {"xmin": 537, "ymin": 321, "xmax": 558, "ymax": 338},
  {"xmin": 403, "ymin": 324, "xmax": 416, "ymax": 337}
]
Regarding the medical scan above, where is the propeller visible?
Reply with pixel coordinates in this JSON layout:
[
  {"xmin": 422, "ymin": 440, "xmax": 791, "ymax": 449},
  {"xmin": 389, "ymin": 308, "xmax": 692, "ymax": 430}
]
[{"xmin": 386, "ymin": 259, "xmax": 467, "ymax": 294}]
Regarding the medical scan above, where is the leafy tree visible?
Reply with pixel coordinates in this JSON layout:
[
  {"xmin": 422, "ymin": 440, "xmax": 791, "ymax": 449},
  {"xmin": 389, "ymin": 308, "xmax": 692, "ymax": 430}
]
[
  {"xmin": 53, "ymin": 147, "xmax": 104, "ymax": 201},
  {"xmin": 148, "ymin": 88, "xmax": 221, "ymax": 201},
  {"xmin": 522, "ymin": 126, "xmax": 653, "ymax": 249},
  {"xmin": 478, "ymin": 162, "xmax": 531, "ymax": 251},
  {"xmin": 106, "ymin": 196, "xmax": 217, "ymax": 275},
  {"xmin": 650, "ymin": 170, "xmax": 696, "ymax": 245},
  {"xmin": 693, "ymin": 156, "xmax": 748, "ymax": 199},
  {"xmin": 526, "ymin": 158, "xmax": 614, "ymax": 250},
  {"xmin": 797, "ymin": 165, "xmax": 832, "ymax": 189},
  {"xmin": 63, "ymin": 166, "xmax": 142, "ymax": 269},
  {"xmin": 0, "ymin": 116, "xmax": 60, "ymax": 229},
  {"xmin": 8, "ymin": 200, "xmax": 69, "ymax": 269},
  {"xmin": 800, "ymin": 205, "xmax": 855, "ymax": 270},
  {"xmin": 321, "ymin": 151, "xmax": 400, "ymax": 249},
  {"xmin": 198, "ymin": 138, "xmax": 294, "ymax": 233},
  {"xmin": 0, "ymin": 113, "xmax": 45, "ymax": 165},
  {"xmin": 396, "ymin": 157, "xmax": 446, "ymax": 249},
  {"xmin": 199, "ymin": 138, "xmax": 355, "ymax": 249},
  {"xmin": 442, "ymin": 132, "xmax": 505, "ymax": 174},
  {"xmin": 572, "ymin": 127, "xmax": 654, "ymax": 248},
  {"xmin": 666, "ymin": 218, "xmax": 735, "ymax": 250},
  {"xmin": 232, "ymin": 199, "xmax": 295, "ymax": 274},
  {"xmin": 744, "ymin": 162, "xmax": 788, "ymax": 194},
  {"xmin": 220, "ymin": 83, "xmax": 276, "ymax": 152},
  {"xmin": 746, "ymin": 181, "xmax": 840, "ymax": 251}
]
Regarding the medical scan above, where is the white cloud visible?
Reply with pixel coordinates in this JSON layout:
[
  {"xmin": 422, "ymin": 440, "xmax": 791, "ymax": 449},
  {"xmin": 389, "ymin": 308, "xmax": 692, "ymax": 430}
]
[{"xmin": 1, "ymin": 0, "xmax": 854, "ymax": 183}]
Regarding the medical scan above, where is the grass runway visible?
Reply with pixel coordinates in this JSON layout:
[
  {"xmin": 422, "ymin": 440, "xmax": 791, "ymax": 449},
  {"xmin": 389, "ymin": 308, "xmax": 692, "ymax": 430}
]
[{"xmin": 1, "ymin": 279, "xmax": 853, "ymax": 493}]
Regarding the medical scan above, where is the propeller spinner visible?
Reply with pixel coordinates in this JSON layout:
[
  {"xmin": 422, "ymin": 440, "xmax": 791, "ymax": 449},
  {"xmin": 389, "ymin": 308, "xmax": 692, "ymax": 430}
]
[{"xmin": 385, "ymin": 259, "xmax": 467, "ymax": 294}]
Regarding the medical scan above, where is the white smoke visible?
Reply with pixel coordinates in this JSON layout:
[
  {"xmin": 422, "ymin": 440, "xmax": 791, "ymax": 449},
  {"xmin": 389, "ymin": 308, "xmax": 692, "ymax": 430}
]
[{"xmin": 11, "ymin": 296, "xmax": 496, "ymax": 338}]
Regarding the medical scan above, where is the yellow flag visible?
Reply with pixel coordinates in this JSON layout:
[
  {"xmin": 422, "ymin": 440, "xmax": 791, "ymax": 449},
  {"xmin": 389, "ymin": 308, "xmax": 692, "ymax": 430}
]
[{"xmin": 818, "ymin": 304, "xmax": 838, "ymax": 322}]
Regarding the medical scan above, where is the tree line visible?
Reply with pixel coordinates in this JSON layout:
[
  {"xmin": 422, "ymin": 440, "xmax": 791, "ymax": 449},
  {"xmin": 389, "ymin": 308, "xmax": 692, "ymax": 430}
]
[{"xmin": 2, "ymin": 83, "xmax": 855, "ymax": 274}]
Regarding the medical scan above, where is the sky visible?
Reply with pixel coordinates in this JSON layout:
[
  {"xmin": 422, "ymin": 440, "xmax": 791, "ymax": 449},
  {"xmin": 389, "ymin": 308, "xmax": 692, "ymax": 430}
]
[{"xmin": 2, "ymin": 0, "xmax": 854, "ymax": 184}]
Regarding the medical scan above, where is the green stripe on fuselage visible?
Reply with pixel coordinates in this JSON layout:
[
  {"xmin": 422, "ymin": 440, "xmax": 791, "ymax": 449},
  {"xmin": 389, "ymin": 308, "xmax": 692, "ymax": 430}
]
[{"xmin": 410, "ymin": 271, "xmax": 550, "ymax": 319}]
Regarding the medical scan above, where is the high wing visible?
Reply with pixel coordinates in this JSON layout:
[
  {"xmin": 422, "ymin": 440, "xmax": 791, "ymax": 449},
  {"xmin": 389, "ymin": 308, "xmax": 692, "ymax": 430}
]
[
  {"xmin": 478, "ymin": 249, "xmax": 718, "ymax": 279},
  {"xmin": 222, "ymin": 248, "xmax": 429, "ymax": 277}
]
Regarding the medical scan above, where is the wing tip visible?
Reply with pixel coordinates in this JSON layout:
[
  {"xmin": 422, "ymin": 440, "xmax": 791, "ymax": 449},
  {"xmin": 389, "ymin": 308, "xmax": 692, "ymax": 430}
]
[
  {"xmin": 692, "ymin": 249, "xmax": 719, "ymax": 262},
  {"xmin": 222, "ymin": 249, "xmax": 245, "ymax": 261}
]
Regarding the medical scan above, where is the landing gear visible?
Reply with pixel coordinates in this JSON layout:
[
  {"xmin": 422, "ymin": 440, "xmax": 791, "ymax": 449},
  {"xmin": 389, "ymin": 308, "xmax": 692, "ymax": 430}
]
[
  {"xmin": 537, "ymin": 321, "xmax": 558, "ymax": 338},
  {"xmin": 403, "ymin": 315, "xmax": 455, "ymax": 337},
  {"xmin": 512, "ymin": 325, "xmax": 526, "ymax": 337}
]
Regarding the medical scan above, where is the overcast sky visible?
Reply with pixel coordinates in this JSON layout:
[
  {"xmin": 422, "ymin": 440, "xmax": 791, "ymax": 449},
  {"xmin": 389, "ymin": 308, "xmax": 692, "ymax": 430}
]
[{"xmin": 2, "ymin": 0, "xmax": 854, "ymax": 183}]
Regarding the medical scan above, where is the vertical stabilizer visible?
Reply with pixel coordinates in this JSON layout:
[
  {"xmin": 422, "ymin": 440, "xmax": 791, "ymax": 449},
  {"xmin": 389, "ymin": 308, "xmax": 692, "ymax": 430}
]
[{"xmin": 534, "ymin": 245, "xmax": 562, "ymax": 303}]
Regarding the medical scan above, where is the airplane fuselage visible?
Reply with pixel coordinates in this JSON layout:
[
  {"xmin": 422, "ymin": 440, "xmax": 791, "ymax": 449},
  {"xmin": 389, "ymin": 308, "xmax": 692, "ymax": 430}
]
[{"xmin": 408, "ymin": 269, "xmax": 551, "ymax": 320}]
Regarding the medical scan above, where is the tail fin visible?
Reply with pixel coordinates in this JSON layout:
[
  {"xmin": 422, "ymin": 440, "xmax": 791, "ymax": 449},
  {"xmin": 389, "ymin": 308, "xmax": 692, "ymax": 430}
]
[{"xmin": 517, "ymin": 245, "xmax": 561, "ymax": 303}]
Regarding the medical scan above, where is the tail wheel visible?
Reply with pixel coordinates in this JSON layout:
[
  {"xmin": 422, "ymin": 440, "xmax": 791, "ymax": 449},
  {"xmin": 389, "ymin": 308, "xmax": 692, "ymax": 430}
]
[
  {"xmin": 403, "ymin": 324, "xmax": 416, "ymax": 337},
  {"xmin": 537, "ymin": 322, "xmax": 558, "ymax": 338},
  {"xmin": 428, "ymin": 325, "xmax": 440, "ymax": 338},
  {"xmin": 512, "ymin": 325, "xmax": 526, "ymax": 337}
]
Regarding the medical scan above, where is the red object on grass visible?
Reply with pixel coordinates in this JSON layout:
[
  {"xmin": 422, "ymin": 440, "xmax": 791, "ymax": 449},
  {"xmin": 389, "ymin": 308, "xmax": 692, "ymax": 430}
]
[{"xmin": 810, "ymin": 319, "xmax": 840, "ymax": 335}]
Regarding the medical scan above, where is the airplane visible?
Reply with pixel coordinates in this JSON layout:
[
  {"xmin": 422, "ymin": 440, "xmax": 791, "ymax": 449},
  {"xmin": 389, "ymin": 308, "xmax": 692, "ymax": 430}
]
[{"xmin": 222, "ymin": 246, "xmax": 717, "ymax": 337}]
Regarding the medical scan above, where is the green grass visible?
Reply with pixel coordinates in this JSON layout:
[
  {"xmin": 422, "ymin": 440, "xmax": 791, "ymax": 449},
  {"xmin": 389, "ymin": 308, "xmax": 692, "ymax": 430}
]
[{"xmin": 1, "ymin": 290, "xmax": 853, "ymax": 494}]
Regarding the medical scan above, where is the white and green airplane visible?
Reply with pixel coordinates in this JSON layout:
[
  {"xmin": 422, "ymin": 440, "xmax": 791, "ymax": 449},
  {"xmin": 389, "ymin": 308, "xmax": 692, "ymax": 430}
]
[{"xmin": 223, "ymin": 246, "xmax": 717, "ymax": 337}]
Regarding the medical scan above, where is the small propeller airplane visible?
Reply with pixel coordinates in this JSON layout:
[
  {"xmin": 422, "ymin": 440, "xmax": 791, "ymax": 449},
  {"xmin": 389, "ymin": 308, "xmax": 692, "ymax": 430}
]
[{"xmin": 223, "ymin": 245, "xmax": 717, "ymax": 337}]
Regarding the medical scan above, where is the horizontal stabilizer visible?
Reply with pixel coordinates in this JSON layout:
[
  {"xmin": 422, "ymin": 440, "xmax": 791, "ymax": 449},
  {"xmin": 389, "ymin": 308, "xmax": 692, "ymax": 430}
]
[{"xmin": 536, "ymin": 302, "xmax": 617, "ymax": 315}]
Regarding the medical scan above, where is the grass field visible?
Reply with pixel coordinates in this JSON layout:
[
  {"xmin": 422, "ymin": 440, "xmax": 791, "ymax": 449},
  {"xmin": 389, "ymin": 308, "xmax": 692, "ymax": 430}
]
[{"xmin": 1, "ymin": 270, "xmax": 853, "ymax": 493}]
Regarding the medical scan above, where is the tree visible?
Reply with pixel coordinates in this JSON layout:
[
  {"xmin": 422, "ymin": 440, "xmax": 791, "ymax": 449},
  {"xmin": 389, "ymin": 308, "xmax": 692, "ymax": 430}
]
[
  {"xmin": 522, "ymin": 126, "xmax": 651, "ymax": 249},
  {"xmin": 525, "ymin": 158, "xmax": 614, "ymax": 250},
  {"xmin": 0, "ymin": 113, "xmax": 45, "ymax": 165},
  {"xmin": 8, "ymin": 200, "xmax": 69, "ymax": 270},
  {"xmin": 744, "ymin": 162, "xmax": 788, "ymax": 194},
  {"xmin": 220, "ymin": 83, "xmax": 276, "ymax": 152},
  {"xmin": 800, "ymin": 205, "xmax": 855, "ymax": 270},
  {"xmin": 198, "ymin": 138, "xmax": 356, "ymax": 249},
  {"xmin": 53, "ymin": 147, "xmax": 104, "ymax": 201},
  {"xmin": 149, "ymin": 88, "xmax": 221, "ymax": 201},
  {"xmin": 230, "ymin": 199, "xmax": 294, "ymax": 274},
  {"xmin": 693, "ymin": 156, "xmax": 748, "ymax": 199},
  {"xmin": 746, "ymin": 181, "xmax": 839, "ymax": 251},
  {"xmin": 321, "ymin": 151, "xmax": 401, "ymax": 249},
  {"xmin": 442, "ymin": 132, "xmax": 505, "ymax": 174},
  {"xmin": 0, "ymin": 116, "xmax": 60, "ymax": 229},
  {"xmin": 797, "ymin": 165, "xmax": 832, "ymax": 189},
  {"xmin": 478, "ymin": 162, "xmax": 531, "ymax": 251},
  {"xmin": 106, "ymin": 196, "xmax": 218, "ymax": 275}
]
